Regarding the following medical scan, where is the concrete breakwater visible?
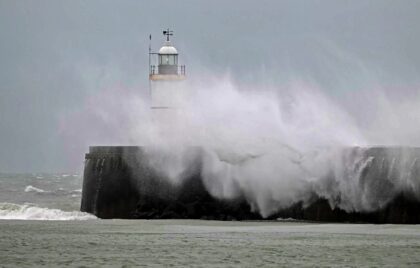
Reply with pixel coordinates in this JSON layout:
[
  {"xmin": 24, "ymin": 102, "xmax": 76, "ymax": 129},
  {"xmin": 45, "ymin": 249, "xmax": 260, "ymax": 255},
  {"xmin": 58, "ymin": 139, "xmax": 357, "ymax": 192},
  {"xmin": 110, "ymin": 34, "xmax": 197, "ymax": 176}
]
[{"xmin": 81, "ymin": 146, "xmax": 420, "ymax": 223}]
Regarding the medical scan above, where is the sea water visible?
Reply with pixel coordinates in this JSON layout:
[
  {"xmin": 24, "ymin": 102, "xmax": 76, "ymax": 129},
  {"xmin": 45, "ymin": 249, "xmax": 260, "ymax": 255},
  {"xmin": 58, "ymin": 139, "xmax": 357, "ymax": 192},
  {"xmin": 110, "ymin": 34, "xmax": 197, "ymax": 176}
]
[
  {"xmin": 0, "ymin": 173, "xmax": 91, "ymax": 220},
  {"xmin": 1, "ymin": 173, "xmax": 420, "ymax": 267}
]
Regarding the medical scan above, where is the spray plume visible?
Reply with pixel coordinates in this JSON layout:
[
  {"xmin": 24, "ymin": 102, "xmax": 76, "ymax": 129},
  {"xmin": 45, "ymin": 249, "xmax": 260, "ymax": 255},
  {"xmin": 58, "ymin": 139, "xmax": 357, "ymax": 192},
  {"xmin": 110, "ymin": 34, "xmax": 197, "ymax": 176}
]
[{"xmin": 60, "ymin": 72, "xmax": 420, "ymax": 217}]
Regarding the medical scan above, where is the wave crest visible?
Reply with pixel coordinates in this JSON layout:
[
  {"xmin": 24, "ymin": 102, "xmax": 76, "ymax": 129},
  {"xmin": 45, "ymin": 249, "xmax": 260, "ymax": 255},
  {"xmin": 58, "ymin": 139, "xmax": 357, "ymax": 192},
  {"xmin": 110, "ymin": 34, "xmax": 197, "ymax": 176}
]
[
  {"xmin": 0, "ymin": 203, "xmax": 96, "ymax": 220},
  {"xmin": 24, "ymin": 185, "xmax": 47, "ymax": 193}
]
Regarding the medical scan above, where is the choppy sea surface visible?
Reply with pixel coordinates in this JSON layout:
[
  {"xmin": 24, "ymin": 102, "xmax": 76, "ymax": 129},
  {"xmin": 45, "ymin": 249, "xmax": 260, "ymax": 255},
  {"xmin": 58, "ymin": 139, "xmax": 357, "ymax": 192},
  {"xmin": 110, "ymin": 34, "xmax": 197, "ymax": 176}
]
[
  {"xmin": 1, "ymin": 173, "xmax": 420, "ymax": 267},
  {"xmin": 0, "ymin": 173, "xmax": 90, "ymax": 220}
]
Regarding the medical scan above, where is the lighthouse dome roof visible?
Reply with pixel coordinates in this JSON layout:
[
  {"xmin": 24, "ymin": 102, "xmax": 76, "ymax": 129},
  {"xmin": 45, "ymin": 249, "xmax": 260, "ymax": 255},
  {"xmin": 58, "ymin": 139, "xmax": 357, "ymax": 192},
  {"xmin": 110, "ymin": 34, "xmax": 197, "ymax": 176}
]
[{"xmin": 158, "ymin": 41, "xmax": 178, "ymax": 54}]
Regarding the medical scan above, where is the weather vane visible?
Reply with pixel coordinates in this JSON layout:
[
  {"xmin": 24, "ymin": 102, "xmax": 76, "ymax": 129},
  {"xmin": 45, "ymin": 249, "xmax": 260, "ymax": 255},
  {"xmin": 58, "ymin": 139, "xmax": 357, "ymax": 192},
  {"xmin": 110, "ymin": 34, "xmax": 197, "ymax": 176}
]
[{"xmin": 163, "ymin": 28, "xmax": 173, "ymax": 41}]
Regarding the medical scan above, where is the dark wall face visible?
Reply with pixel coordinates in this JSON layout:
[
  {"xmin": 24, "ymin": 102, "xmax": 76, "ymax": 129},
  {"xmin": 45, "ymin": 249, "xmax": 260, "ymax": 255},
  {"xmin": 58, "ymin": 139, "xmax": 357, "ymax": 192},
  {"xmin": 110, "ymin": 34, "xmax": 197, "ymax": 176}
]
[{"xmin": 82, "ymin": 146, "xmax": 420, "ymax": 223}]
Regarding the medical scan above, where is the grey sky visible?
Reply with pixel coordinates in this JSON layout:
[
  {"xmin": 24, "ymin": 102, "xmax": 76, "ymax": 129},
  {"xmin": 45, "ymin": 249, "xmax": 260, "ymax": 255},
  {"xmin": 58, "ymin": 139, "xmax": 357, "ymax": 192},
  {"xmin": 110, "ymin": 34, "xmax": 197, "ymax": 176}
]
[{"xmin": 1, "ymin": 0, "xmax": 420, "ymax": 172}]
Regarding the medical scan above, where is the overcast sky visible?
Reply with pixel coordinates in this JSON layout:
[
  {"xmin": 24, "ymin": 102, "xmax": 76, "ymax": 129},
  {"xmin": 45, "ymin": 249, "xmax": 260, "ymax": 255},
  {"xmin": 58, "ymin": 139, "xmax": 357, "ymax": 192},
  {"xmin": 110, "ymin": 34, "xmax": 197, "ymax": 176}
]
[{"xmin": 1, "ymin": 0, "xmax": 420, "ymax": 172}]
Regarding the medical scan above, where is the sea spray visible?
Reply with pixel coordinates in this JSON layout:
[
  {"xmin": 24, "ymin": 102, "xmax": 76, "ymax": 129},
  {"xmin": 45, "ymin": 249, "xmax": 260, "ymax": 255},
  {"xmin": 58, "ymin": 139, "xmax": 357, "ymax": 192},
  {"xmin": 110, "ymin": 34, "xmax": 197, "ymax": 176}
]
[
  {"xmin": 61, "ymin": 75, "xmax": 420, "ymax": 217},
  {"xmin": 134, "ymin": 79, "xmax": 367, "ymax": 217}
]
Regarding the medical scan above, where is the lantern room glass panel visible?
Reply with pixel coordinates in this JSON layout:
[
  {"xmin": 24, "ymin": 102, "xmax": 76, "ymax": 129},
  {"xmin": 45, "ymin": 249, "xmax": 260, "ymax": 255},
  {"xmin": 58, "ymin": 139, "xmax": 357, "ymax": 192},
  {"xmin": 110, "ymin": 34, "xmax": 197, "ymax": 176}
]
[{"xmin": 159, "ymin": 54, "xmax": 178, "ymax": 65}]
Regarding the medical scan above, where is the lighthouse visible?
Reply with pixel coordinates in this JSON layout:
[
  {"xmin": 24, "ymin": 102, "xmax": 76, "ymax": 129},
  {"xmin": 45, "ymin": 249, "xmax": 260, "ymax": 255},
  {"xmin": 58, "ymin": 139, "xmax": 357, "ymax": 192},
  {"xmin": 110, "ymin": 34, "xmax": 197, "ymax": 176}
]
[{"xmin": 149, "ymin": 29, "xmax": 186, "ymax": 111}]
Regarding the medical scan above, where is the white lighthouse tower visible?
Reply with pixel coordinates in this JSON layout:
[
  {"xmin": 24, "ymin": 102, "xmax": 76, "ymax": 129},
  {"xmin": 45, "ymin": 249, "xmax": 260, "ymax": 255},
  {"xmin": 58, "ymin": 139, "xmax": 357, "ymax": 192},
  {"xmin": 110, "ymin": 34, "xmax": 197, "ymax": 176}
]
[{"xmin": 149, "ymin": 29, "xmax": 186, "ymax": 111}]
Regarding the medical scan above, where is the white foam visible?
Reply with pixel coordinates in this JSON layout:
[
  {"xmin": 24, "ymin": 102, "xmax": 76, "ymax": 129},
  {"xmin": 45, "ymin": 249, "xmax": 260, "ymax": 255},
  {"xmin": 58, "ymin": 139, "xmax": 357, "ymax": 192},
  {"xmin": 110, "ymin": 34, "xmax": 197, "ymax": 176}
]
[
  {"xmin": 0, "ymin": 203, "xmax": 96, "ymax": 221},
  {"xmin": 277, "ymin": 217, "xmax": 298, "ymax": 222},
  {"xmin": 24, "ymin": 185, "xmax": 47, "ymax": 193}
]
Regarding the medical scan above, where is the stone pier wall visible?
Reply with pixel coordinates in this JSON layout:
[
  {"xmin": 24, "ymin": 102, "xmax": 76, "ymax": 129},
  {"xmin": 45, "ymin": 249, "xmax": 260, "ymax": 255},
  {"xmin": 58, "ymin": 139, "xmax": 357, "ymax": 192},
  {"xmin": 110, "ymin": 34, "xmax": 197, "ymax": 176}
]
[{"xmin": 81, "ymin": 146, "xmax": 420, "ymax": 223}]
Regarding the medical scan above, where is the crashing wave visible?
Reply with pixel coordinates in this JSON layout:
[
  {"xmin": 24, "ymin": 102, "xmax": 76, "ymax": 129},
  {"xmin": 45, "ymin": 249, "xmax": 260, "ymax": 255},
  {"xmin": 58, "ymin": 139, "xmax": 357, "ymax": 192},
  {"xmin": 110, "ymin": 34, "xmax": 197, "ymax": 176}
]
[{"xmin": 0, "ymin": 202, "xmax": 96, "ymax": 220}]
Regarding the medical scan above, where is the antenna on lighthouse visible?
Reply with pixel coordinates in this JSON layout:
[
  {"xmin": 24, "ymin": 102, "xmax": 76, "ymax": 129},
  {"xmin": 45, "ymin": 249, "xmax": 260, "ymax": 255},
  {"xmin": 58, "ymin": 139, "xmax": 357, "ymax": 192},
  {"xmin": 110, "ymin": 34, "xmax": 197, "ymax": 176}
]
[
  {"xmin": 163, "ymin": 29, "xmax": 173, "ymax": 41},
  {"xmin": 148, "ymin": 33, "xmax": 152, "ymax": 98}
]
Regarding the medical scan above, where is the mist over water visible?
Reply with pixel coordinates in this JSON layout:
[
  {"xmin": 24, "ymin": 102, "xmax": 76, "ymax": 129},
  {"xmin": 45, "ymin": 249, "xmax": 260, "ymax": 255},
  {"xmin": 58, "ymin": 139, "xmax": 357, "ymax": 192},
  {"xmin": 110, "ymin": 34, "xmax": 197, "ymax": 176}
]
[{"xmin": 61, "ymin": 72, "xmax": 420, "ymax": 217}]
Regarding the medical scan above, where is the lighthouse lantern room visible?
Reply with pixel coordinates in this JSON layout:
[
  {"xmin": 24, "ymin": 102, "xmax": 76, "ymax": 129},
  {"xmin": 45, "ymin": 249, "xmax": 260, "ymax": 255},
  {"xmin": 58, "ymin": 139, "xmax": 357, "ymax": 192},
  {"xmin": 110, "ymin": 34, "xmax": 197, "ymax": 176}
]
[{"xmin": 149, "ymin": 29, "xmax": 186, "ymax": 81}]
